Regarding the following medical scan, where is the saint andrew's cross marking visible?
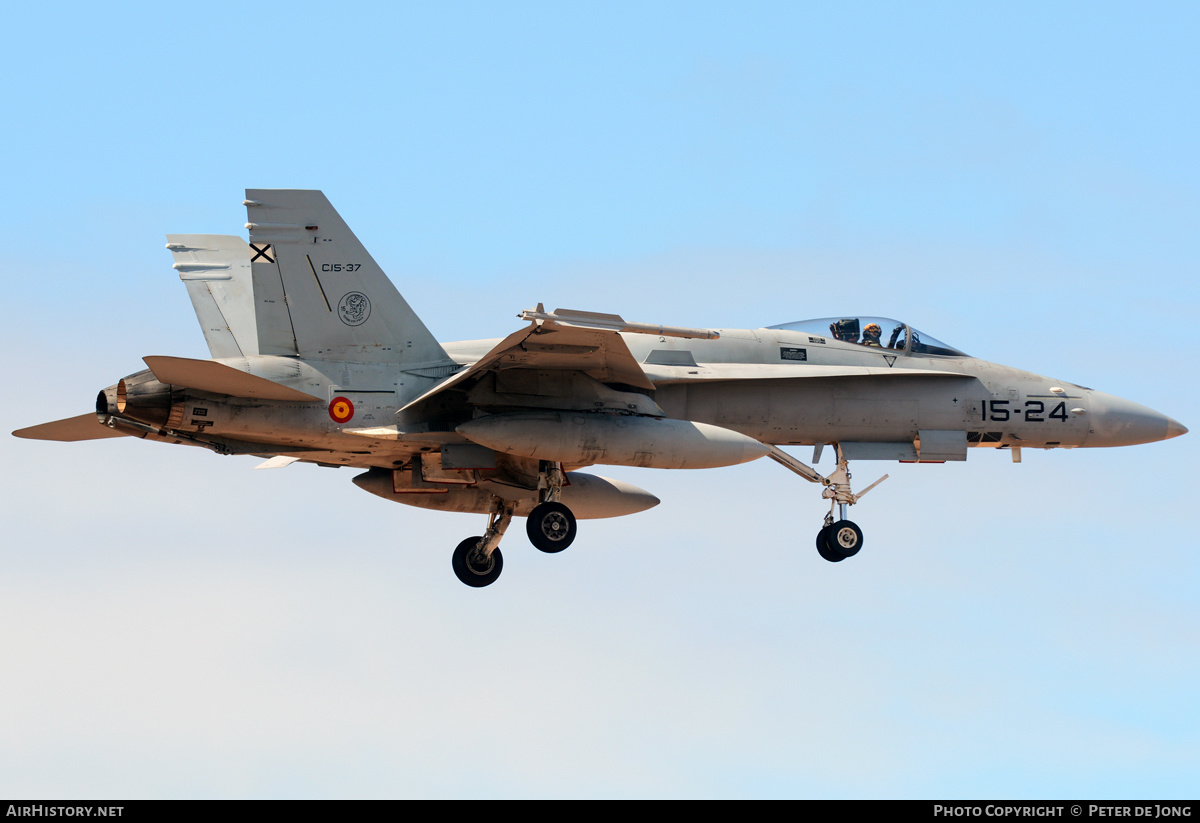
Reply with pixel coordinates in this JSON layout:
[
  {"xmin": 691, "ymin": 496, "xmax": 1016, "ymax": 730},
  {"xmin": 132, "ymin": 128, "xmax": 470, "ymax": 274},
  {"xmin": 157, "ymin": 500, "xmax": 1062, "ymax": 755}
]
[{"xmin": 250, "ymin": 243, "xmax": 274, "ymax": 263}]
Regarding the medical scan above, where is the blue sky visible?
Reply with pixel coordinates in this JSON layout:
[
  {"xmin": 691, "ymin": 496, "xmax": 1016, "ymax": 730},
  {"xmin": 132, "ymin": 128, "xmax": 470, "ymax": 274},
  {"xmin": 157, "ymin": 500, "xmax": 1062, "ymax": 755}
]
[{"xmin": 1, "ymin": 1, "xmax": 1196, "ymax": 798}]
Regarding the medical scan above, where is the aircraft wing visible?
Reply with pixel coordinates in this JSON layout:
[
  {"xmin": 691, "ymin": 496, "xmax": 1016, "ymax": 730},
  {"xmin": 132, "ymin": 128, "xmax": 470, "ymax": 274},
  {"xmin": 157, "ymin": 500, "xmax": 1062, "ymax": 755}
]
[
  {"xmin": 13, "ymin": 414, "xmax": 135, "ymax": 442},
  {"xmin": 399, "ymin": 309, "xmax": 661, "ymax": 418}
]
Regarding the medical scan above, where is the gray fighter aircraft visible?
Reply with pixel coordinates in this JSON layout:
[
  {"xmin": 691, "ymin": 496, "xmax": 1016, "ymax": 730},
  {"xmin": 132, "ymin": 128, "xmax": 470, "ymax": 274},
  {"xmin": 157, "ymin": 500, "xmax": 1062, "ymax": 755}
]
[{"xmin": 14, "ymin": 190, "xmax": 1188, "ymax": 587}]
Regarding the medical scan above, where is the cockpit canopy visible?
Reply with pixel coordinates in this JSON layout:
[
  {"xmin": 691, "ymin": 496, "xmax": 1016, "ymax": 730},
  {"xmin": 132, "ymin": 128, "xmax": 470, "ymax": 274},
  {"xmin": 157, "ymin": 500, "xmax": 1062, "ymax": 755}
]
[{"xmin": 768, "ymin": 316, "xmax": 967, "ymax": 357}]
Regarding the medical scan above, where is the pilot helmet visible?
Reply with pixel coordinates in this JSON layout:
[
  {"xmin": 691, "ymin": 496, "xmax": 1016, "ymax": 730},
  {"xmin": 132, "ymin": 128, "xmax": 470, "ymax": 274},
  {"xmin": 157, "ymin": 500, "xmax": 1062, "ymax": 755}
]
[{"xmin": 863, "ymin": 323, "xmax": 882, "ymax": 337}]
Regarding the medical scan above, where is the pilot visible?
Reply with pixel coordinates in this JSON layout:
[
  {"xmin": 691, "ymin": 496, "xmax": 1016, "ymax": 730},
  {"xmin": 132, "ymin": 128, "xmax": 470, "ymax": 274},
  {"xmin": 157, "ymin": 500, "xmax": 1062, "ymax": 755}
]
[{"xmin": 862, "ymin": 323, "xmax": 883, "ymax": 347}]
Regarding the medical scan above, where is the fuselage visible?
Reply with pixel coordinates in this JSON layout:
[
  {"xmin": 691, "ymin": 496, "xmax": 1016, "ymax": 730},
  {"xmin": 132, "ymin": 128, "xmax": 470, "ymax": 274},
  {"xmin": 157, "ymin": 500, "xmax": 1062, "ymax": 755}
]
[
  {"xmin": 447, "ymin": 325, "xmax": 1186, "ymax": 454},
  {"xmin": 97, "ymin": 322, "xmax": 1185, "ymax": 469}
]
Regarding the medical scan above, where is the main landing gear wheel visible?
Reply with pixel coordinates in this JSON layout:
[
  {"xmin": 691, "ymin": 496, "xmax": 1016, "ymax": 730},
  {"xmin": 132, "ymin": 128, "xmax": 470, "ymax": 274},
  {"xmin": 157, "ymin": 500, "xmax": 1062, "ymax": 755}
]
[
  {"xmin": 817, "ymin": 519, "xmax": 863, "ymax": 562},
  {"xmin": 452, "ymin": 536, "xmax": 503, "ymax": 588},
  {"xmin": 526, "ymin": 501, "xmax": 577, "ymax": 553}
]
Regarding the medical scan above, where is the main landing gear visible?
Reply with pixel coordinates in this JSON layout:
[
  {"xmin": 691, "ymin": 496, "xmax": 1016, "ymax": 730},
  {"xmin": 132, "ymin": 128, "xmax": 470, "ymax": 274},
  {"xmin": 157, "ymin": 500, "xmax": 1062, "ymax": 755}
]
[
  {"xmin": 767, "ymin": 444, "xmax": 886, "ymax": 564},
  {"xmin": 451, "ymin": 461, "xmax": 578, "ymax": 588},
  {"xmin": 451, "ymin": 497, "xmax": 514, "ymax": 588}
]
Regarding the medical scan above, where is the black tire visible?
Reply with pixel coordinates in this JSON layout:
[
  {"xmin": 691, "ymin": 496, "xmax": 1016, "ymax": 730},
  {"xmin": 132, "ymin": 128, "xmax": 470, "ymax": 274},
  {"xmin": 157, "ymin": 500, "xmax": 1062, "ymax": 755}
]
[
  {"xmin": 826, "ymin": 520, "xmax": 863, "ymax": 558},
  {"xmin": 526, "ymin": 501, "xmax": 577, "ymax": 553},
  {"xmin": 816, "ymin": 525, "xmax": 845, "ymax": 563},
  {"xmin": 452, "ymin": 536, "xmax": 503, "ymax": 587}
]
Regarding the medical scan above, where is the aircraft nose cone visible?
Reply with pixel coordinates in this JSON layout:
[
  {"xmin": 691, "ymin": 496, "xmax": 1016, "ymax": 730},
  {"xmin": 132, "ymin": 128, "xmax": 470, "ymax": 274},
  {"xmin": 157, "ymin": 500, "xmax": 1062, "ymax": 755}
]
[{"xmin": 1087, "ymin": 391, "xmax": 1187, "ymax": 447}]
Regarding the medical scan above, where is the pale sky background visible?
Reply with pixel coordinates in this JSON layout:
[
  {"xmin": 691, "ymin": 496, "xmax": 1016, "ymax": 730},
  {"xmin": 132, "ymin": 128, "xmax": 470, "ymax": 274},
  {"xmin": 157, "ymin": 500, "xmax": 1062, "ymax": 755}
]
[{"xmin": 1, "ymin": 1, "xmax": 1197, "ymax": 799}]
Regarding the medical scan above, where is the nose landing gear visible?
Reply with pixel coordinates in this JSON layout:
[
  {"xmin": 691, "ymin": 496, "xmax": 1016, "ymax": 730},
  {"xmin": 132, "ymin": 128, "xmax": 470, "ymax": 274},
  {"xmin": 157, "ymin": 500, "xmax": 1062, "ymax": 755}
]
[{"xmin": 767, "ymin": 444, "xmax": 885, "ymax": 564}]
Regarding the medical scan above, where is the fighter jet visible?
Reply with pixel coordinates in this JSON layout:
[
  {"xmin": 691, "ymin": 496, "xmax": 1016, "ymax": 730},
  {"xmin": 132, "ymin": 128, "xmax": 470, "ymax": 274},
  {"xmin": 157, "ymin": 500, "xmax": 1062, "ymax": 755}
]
[{"xmin": 13, "ymin": 190, "xmax": 1187, "ymax": 587}]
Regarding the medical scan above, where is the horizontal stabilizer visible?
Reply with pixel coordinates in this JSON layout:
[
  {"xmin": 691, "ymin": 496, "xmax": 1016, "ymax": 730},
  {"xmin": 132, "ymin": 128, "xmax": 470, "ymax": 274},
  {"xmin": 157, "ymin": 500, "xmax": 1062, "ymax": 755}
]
[
  {"xmin": 142, "ymin": 356, "xmax": 322, "ymax": 402},
  {"xmin": 13, "ymin": 414, "xmax": 133, "ymax": 442}
]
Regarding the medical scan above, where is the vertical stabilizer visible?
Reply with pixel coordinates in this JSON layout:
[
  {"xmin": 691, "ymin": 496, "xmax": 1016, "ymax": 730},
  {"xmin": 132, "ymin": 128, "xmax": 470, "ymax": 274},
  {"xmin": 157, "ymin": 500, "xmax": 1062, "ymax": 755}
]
[
  {"xmin": 166, "ymin": 234, "xmax": 266, "ymax": 358},
  {"xmin": 243, "ymin": 190, "xmax": 451, "ymax": 366}
]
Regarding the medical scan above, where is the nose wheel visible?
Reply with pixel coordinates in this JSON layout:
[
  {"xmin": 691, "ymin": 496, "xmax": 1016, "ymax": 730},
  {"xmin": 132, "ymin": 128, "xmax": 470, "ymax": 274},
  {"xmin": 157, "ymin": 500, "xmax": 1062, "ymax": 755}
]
[
  {"xmin": 816, "ymin": 525, "xmax": 843, "ymax": 563},
  {"xmin": 817, "ymin": 519, "xmax": 863, "ymax": 562}
]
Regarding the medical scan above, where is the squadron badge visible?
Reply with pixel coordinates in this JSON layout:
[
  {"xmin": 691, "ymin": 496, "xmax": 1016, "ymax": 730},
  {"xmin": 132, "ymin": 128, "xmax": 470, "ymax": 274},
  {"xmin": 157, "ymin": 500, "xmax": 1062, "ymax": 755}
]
[{"xmin": 338, "ymin": 291, "xmax": 371, "ymax": 326}]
